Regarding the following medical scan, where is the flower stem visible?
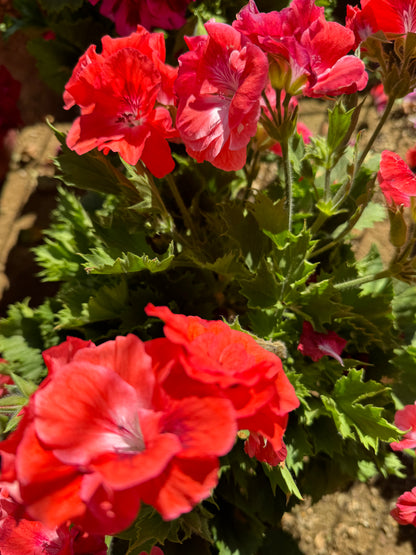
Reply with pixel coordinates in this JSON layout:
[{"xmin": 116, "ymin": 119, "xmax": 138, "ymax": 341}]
[
  {"xmin": 281, "ymin": 140, "xmax": 293, "ymax": 233},
  {"xmin": 357, "ymin": 95, "xmax": 396, "ymax": 169},
  {"xmin": 166, "ymin": 173, "xmax": 198, "ymax": 238},
  {"xmin": 333, "ymin": 269, "xmax": 390, "ymax": 291}
]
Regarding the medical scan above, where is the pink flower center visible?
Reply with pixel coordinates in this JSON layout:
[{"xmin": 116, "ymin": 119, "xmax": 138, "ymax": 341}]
[
  {"xmin": 110, "ymin": 414, "xmax": 145, "ymax": 454},
  {"xmin": 402, "ymin": 7, "xmax": 416, "ymax": 32},
  {"xmin": 209, "ymin": 56, "xmax": 242, "ymax": 98}
]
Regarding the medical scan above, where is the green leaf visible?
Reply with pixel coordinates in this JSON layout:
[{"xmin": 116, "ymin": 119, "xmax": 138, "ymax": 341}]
[
  {"xmin": 0, "ymin": 395, "xmax": 28, "ymax": 408},
  {"xmin": 321, "ymin": 369, "xmax": 400, "ymax": 452},
  {"xmin": 339, "ymin": 287, "xmax": 397, "ymax": 351},
  {"xmin": 392, "ymin": 282, "xmax": 416, "ymax": 342},
  {"xmin": 127, "ymin": 505, "xmax": 181, "ymax": 554},
  {"xmin": 219, "ymin": 203, "xmax": 269, "ymax": 271},
  {"xmin": 298, "ymin": 279, "xmax": 346, "ymax": 330},
  {"xmin": 34, "ymin": 186, "xmax": 96, "ymax": 282},
  {"xmin": 392, "ymin": 345, "xmax": 416, "ymax": 405},
  {"xmin": 240, "ymin": 261, "xmax": 280, "ymax": 308},
  {"xmin": 327, "ymin": 102, "xmax": 354, "ymax": 154},
  {"xmin": 26, "ymin": 37, "xmax": 76, "ymax": 93},
  {"xmin": 54, "ymin": 131, "xmax": 140, "ymax": 200},
  {"xmin": 263, "ymin": 464, "xmax": 303, "ymax": 500},
  {"xmin": 247, "ymin": 194, "xmax": 288, "ymax": 235},
  {"xmin": 0, "ymin": 335, "xmax": 45, "ymax": 382},
  {"xmin": 9, "ymin": 373, "xmax": 38, "ymax": 398},
  {"xmin": 81, "ymin": 245, "xmax": 174, "ymax": 275},
  {"xmin": 265, "ymin": 229, "xmax": 318, "ymax": 295},
  {"xmin": 87, "ymin": 280, "xmax": 129, "ymax": 322},
  {"xmin": 126, "ymin": 504, "xmax": 212, "ymax": 554}
]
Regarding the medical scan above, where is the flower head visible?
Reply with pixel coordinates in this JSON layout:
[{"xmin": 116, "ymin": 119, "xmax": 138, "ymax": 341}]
[
  {"xmin": 347, "ymin": 0, "xmax": 416, "ymax": 42},
  {"xmin": 64, "ymin": 27, "xmax": 178, "ymax": 178},
  {"xmin": 0, "ymin": 486, "xmax": 107, "ymax": 555},
  {"xmin": 145, "ymin": 304, "xmax": 299, "ymax": 465},
  {"xmin": 298, "ymin": 321, "xmax": 347, "ymax": 365},
  {"xmin": 390, "ymin": 402, "xmax": 416, "ymax": 451},
  {"xmin": 234, "ymin": 0, "xmax": 368, "ymax": 98},
  {"xmin": 175, "ymin": 20, "xmax": 269, "ymax": 171},
  {"xmin": 378, "ymin": 150, "xmax": 416, "ymax": 206},
  {"xmin": 391, "ymin": 487, "xmax": 416, "ymax": 526},
  {"xmin": 0, "ymin": 334, "xmax": 237, "ymax": 533}
]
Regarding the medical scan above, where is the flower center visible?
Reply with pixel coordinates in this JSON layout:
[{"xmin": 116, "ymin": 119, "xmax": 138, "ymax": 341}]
[
  {"xmin": 109, "ymin": 414, "xmax": 145, "ymax": 454},
  {"xmin": 115, "ymin": 96, "xmax": 144, "ymax": 127},
  {"xmin": 209, "ymin": 59, "xmax": 241, "ymax": 98},
  {"xmin": 402, "ymin": 7, "xmax": 416, "ymax": 32}
]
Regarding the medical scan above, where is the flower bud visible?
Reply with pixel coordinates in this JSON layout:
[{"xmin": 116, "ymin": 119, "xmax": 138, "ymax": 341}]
[{"xmin": 388, "ymin": 206, "xmax": 408, "ymax": 247}]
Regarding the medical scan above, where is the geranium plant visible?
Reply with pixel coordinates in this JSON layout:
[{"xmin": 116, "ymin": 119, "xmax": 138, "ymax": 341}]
[{"xmin": 2, "ymin": 0, "xmax": 416, "ymax": 553}]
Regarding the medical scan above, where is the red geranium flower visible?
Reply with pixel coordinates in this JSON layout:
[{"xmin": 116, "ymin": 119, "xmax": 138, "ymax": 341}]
[
  {"xmin": 0, "ymin": 335, "xmax": 237, "ymax": 533},
  {"xmin": 175, "ymin": 20, "xmax": 269, "ymax": 171},
  {"xmin": 234, "ymin": 0, "xmax": 368, "ymax": 98},
  {"xmin": 346, "ymin": 2, "xmax": 379, "ymax": 47},
  {"xmin": 0, "ymin": 486, "xmax": 107, "ymax": 555},
  {"xmin": 298, "ymin": 321, "xmax": 347, "ymax": 366},
  {"xmin": 390, "ymin": 402, "xmax": 416, "ymax": 451},
  {"xmin": 145, "ymin": 304, "xmax": 299, "ymax": 465},
  {"xmin": 243, "ymin": 431, "xmax": 287, "ymax": 466},
  {"xmin": 378, "ymin": 150, "xmax": 416, "ymax": 206},
  {"xmin": 64, "ymin": 27, "xmax": 178, "ymax": 178},
  {"xmin": 347, "ymin": 0, "xmax": 416, "ymax": 45},
  {"xmin": 89, "ymin": 0, "xmax": 193, "ymax": 34},
  {"xmin": 391, "ymin": 487, "xmax": 416, "ymax": 526}
]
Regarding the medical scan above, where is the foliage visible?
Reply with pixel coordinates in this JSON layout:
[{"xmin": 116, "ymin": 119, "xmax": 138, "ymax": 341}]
[{"xmin": 1, "ymin": 0, "xmax": 416, "ymax": 554}]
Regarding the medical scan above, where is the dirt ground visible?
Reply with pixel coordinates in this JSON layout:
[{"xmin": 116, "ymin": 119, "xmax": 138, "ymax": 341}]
[{"xmin": 2, "ymin": 29, "xmax": 416, "ymax": 555}]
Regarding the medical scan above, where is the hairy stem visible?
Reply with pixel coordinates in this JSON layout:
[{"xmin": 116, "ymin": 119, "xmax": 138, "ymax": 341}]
[{"xmin": 334, "ymin": 269, "xmax": 391, "ymax": 290}]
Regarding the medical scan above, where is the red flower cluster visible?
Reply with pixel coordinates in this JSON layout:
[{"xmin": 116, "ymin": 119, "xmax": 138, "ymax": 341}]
[
  {"xmin": 89, "ymin": 0, "xmax": 193, "ymax": 34},
  {"xmin": 65, "ymin": 0, "xmax": 368, "ymax": 173},
  {"xmin": 233, "ymin": 0, "xmax": 368, "ymax": 98},
  {"xmin": 0, "ymin": 306, "xmax": 298, "ymax": 536},
  {"xmin": 64, "ymin": 26, "xmax": 178, "ymax": 178},
  {"xmin": 0, "ymin": 486, "xmax": 106, "ymax": 555}
]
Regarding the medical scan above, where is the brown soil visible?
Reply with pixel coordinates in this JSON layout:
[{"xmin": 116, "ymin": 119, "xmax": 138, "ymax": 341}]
[{"xmin": 2, "ymin": 32, "xmax": 416, "ymax": 555}]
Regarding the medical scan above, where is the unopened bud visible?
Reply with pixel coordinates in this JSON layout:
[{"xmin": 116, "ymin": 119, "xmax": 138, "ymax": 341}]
[{"xmin": 389, "ymin": 206, "xmax": 408, "ymax": 247}]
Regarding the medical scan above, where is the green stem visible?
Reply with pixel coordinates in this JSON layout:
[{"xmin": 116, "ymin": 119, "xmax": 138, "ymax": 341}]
[
  {"xmin": 281, "ymin": 140, "xmax": 293, "ymax": 233},
  {"xmin": 334, "ymin": 269, "xmax": 390, "ymax": 291},
  {"xmin": 324, "ymin": 165, "xmax": 332, "ymax": 203},
  {"xmin": 357, "ymin": 95, "xmax": 396, "ymax": 169},
  {"xmin": 166, "ymin": 173, "xmax": 198, "ymax": 238},
  {"xmin": 310, "ymin": 210, "xmax": 328, "ymax": 236}
]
